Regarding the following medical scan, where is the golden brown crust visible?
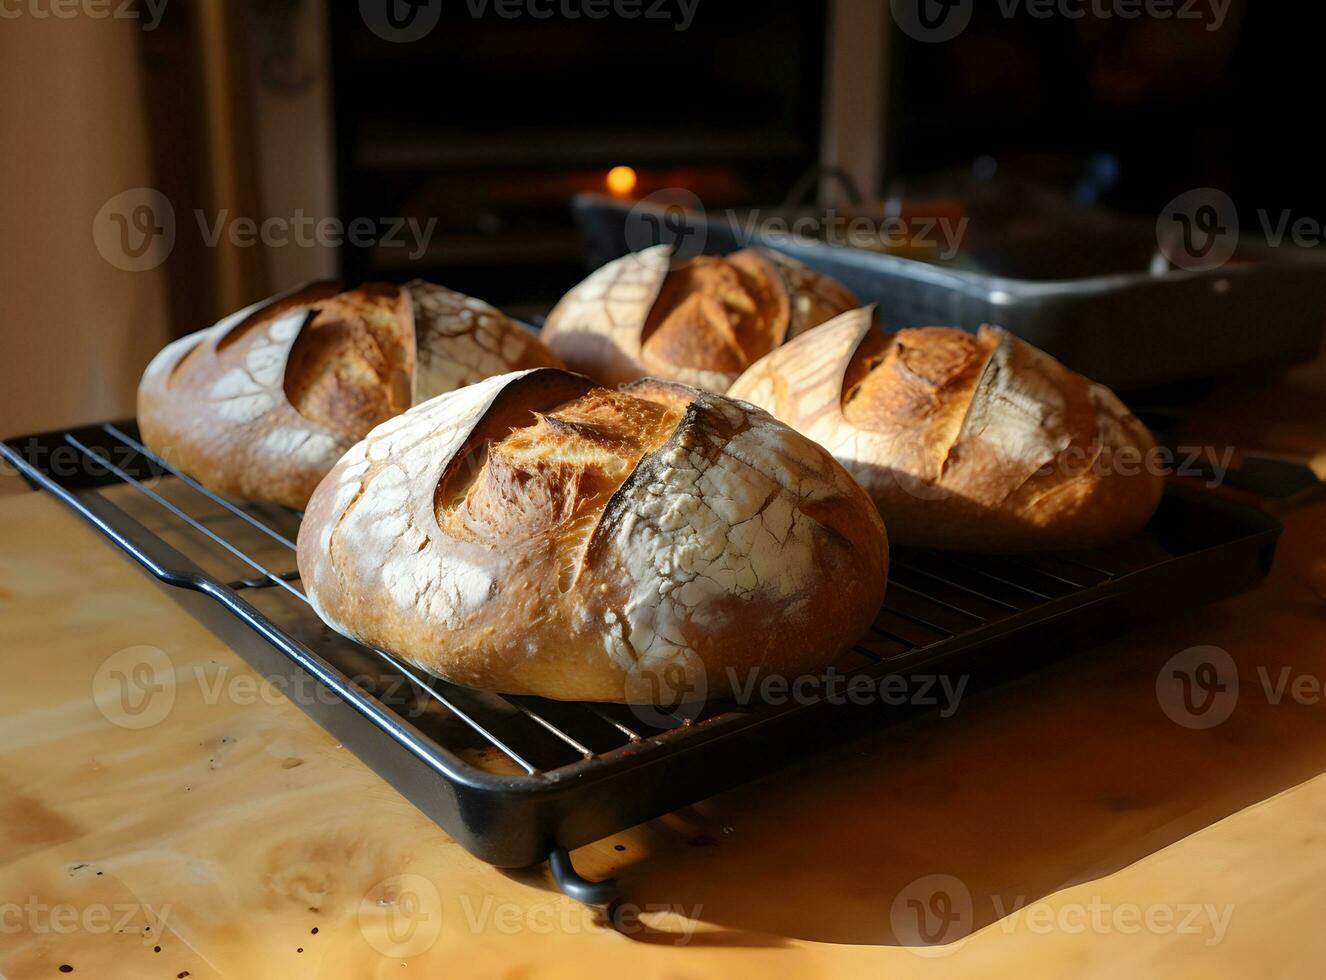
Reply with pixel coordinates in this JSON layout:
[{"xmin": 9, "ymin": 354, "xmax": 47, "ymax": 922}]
[
  {"xmin": 761, "ymin": 248, "xmax": 862, "ymax": 340},
  {"xmin": 729, "ymin": 311, "xmax": 1164, "ymax": 552},
  {"xmin": 297, "ymin": 368, "xmax": 889, "ymax": 703},
  {"xmin": 137, "ymin": 283, "xmax": 415, "ymax": 511},
  {"xmin": 137, "ymin": 282, "xmax": 564, "ymax": 510},
  {"xmin": 283, "ymin": 283, "xmax": 416, "ymax": 438},
  {"xmin": 639, "ymin": 249, "xmax": 787, "ymax": 379},
  {"xmin": 541, "ymin": 246, "xmax": 858, "ymax": 393}
]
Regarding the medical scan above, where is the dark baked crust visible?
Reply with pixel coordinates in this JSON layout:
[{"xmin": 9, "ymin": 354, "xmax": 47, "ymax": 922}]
[
  {"xmin": 297, "ymin": 368, "xmax": 889, "ymax": 702},
  {"xmin": 137, "ymin": 281, "xmax": 566, "ymax": 510},
  {"xmin": 731, "ymin": 310, "xmax": 1164, "ymax": 552},
  {"xmin": 137, "ymin": 282, "xmax": 414, "ymax": 510},
  {"xmin": 542, "ymin": 246, "xmax": 859, "ymax": 392}
]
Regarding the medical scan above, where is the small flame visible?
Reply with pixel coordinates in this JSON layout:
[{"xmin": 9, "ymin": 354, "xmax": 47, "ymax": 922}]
[{"xmin": 606, "ymin": 166, "xmax": 638, "ymax": 198}]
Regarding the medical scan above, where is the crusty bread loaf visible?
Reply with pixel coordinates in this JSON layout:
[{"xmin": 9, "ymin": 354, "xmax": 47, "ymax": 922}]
[
  {"xmin": 138, "ymin": 282, "xmax": 415, "ymax": 511},
  {"xmin": 296, "ymin": 368, "xmax": 889, "ymax": 703},
  {"xmin": 137, "ymin": 281, "xmax": 563, "ymax": 510},
  {"xmin": 540, "ymin": 246, "xmax": 859, "ymax": 392},
  {"xmin": 729, "ymin": 309, "xmax": 1164, "ymax": 552}
]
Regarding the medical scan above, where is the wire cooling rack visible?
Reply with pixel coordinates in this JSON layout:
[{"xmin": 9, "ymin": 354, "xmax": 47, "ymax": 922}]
[{"xmin": 1, "ymin": 420, "xmax": 1281, "ymax": 903}]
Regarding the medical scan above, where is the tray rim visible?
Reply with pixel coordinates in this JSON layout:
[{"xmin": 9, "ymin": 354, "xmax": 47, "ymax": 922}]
[
  {"xmin": 574, "ymin": 190, "xmax": 1326, "ymax": 294},
  {"xmin": 1, "ymin": 420, "xmax": 1285, "ymax": 868}
]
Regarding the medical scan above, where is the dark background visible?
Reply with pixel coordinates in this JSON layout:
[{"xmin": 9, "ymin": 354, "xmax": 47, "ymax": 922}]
[{"xmin": 313, "ymin": 0, "xmax": 1326, "ymax": 306}]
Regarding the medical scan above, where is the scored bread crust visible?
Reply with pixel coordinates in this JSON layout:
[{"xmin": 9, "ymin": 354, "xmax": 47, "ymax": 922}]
[
  {"xmin": 137, "ymin": 282, "xmax": 415, "ymax": 511},
  {"xmin": 760, "ymin": 248, "xmax": 862, "ymax": 340},
  {"xmin": 296, "ymin": 368, "xmax": 889, "ymax": 703},
  {"xmin": 138, "ymin": 281, "xmax": 564, "ymax": 510},
  {"xmin": 540, "ymin": 245, "xmax": 859, "ymax": 393},
  {"xmin": 728, "ymin": 308, "xmax": 1164, "ymax": 552},
  {"xmin": 407, "ymin": 280, "xmax": 563, "ymax": 399}
]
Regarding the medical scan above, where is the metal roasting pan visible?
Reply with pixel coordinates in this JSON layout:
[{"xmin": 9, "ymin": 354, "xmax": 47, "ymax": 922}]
[{"xmin": 572, "ymin": 192, "xmax": 1326, "ymax": 394}]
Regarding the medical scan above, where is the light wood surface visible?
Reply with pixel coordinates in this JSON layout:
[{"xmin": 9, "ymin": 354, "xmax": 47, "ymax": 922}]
[{"xmin": 1, "ymin": 375, "xmax": 1324, "ymax": 977}]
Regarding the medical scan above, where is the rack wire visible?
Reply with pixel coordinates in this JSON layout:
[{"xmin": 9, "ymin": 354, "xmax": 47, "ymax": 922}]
[
  {"xmin": 2, "ymin": 418, "xmax": 1280, "ymax": 879},
  {"xmin": 15, "ymin": 420, "xmax": 1155, "ymax": 777}
]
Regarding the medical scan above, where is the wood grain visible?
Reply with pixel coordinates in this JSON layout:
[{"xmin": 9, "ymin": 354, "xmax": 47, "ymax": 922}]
[{"xmin": 2, "ymin": 440, "xmax": 1326, "ymax": 977}]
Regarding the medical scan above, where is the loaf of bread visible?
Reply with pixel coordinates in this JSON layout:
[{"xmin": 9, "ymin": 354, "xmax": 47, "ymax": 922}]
[
  {"xmin": 137, "ymin": 281, "xmax": 562, "ymax": 510},
  {"xmin": 137, "ymin": 282, "xmax": 412, "ymax": 510},
  {"xmin": 540, "ymin": 246, "xmax": 859, "ymax": 392},
  {"xmin": 296, "ymin": 368, "xmax": 889, "ymax": 703},
  {"xmin": 729, "ymin": 309, "xmax": 1163, "ymax": 552}
]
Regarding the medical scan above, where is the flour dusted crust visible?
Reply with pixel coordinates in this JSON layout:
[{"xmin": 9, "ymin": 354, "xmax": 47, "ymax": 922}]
[
  {"xmin": 537, "ymin": 245, "xmax": 674, "ymax": 389},
  {"xmin": 729, "ymin": 309, "xmax": 1164, "ymax": 552},
  {"xmin": 407, "ymin": 280, "xmax": 563, "ymax": 399},
  {"xmin": 137, "ymin": 281, "xmax": 562, "ymax": 510},
  {"xmin": 138, "ymin": 282, "xmax": 414, "ymax": 510},
  {"xmin": 541, "ymin": 246, "xmax": 859, "ymax": 393},
  {"xmin": 297, "ymin": 369, "xmax": 889, "ymax": 703}
]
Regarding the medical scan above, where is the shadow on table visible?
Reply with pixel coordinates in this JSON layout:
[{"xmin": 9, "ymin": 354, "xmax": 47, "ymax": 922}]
[{"xmin": 565, "ymin": 503, "xmax": 1326, "ymax": 947}]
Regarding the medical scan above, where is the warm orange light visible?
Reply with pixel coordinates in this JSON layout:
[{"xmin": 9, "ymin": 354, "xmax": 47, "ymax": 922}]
[{"xmin": 606, "ymin": 165, "xmax": 638, "ymax": 197}]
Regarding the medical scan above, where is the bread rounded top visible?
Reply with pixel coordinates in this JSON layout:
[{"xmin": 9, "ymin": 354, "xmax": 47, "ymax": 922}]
[
  {"xmin": 729, "ymin": 309, "xmax": 1164, "ymax": 551},
  {"xmin": 137, "ymin": 282, "xmax": 416, "ymax": 510},
  {"xmin": 137, "ymin": 281, "xmax": 563, "ymax": 510},
  {"xmin": 640, "ymin": 249, "xmax": 788, "ymax": 380},
  {"xmin": 540, "ymin": 246, "xmax": 858, "ymax": 392},
  {"xmin": 407, "ymin": 280, "xmax": 563, "ymax": 399},
  {"xmin": 297, "ymin": 368, "xmax": 889, "ymax": 702}
]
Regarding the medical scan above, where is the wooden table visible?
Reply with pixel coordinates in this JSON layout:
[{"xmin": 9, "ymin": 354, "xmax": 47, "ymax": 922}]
[{"xmin": 2, "ymin": 361, "xmax": 1324, "ymax": 979}]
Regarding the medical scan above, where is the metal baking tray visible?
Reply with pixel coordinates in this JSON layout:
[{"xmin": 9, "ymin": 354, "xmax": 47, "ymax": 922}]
[
  {"xmin": 572, "ymin": 192, "xmax": 1326, "ymax": 393},
  {"xmin": 2, "ymin": 420, "xmax": 1281, "ymax": 904}
]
